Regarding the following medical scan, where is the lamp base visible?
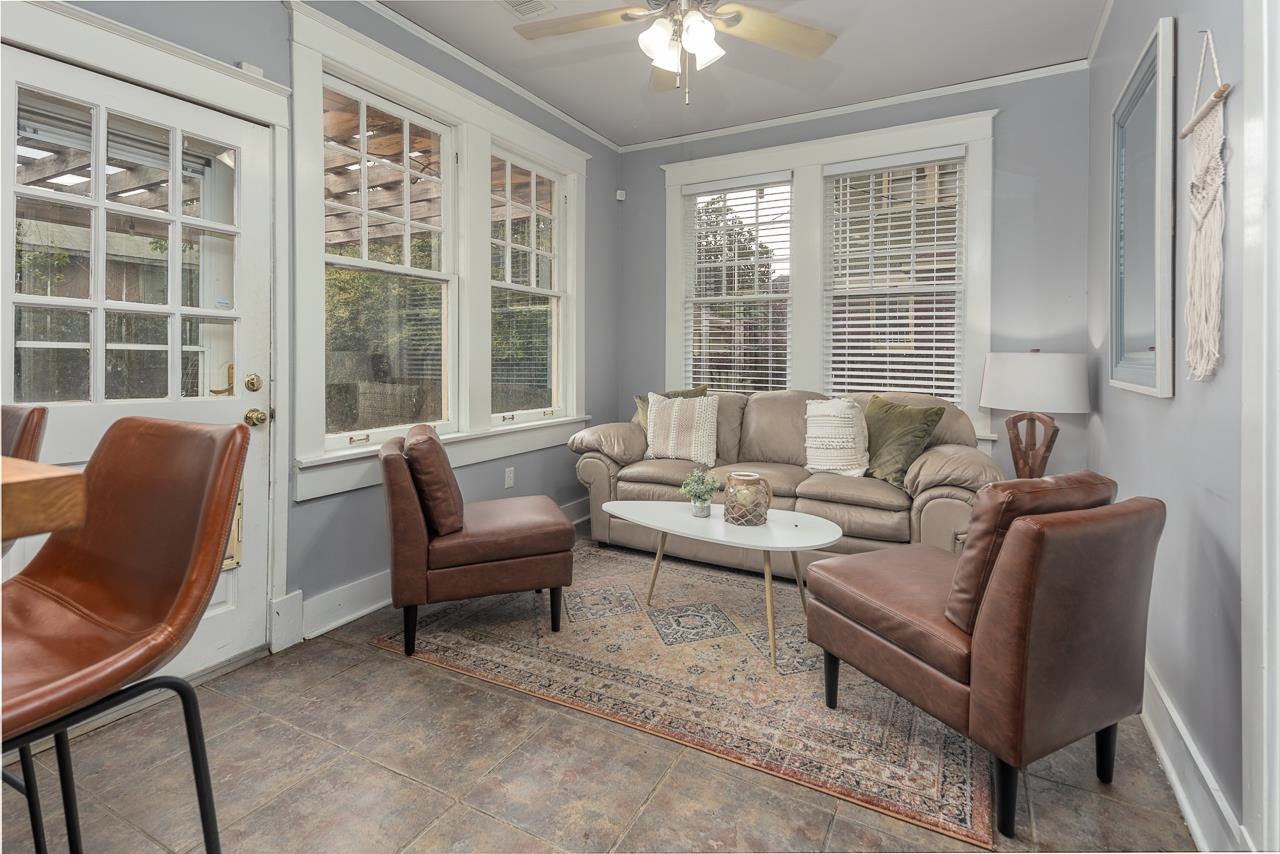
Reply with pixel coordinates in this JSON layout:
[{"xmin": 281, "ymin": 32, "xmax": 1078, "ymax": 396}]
[{"xmin": 1006, "ymin": 412, "xmax": 1059, "ymax": 480}]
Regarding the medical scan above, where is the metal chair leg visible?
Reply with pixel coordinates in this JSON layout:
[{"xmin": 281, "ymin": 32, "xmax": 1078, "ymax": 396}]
[
  {"xmin": 54, "ymin": 731, "xmax": 83, "ymax": 854},
  {"xmin": 18, "ymin": 745, "xmax": 48, "ymax": 854},
  {"xmin": 171, "ymin": 679, "xmax": 221, "ymax": 854}
]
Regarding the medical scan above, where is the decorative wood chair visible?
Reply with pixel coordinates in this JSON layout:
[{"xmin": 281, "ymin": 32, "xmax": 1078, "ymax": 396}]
[
  {"xmin": 2, "ymin": 404, "xmax": 49, "ymax": 556},
  {"xmin": 380, "ymin": 424, "xmax": 574, "ymax": 655},
  {"xmin": 2, "ymin": 417, "xmax": 249, "ymax": 854}
]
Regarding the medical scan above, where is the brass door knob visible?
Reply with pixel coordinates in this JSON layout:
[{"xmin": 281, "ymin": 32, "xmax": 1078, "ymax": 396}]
[
  {"xmin": 243, "ymin": 408, "xmax": 269, "ymax": 427},
  {"xmin": 244, "ymin": 373, "xmax": 264, "ymax": 392}
]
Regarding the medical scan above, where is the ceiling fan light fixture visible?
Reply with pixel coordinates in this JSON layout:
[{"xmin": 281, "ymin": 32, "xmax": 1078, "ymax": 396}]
[
  {"xmin": 693, "ymin": 37, "xmax": 725, "ymax": 70},
  {"xmin": 680, "ymin": 9, "xmax": 716, "ymax": 53},
  {"xmin": 637, "ymin": 17, "xmax": 673, "ymax": 60},
  {"xmin": 651, "ymin": 35, "xmax": 682, "ymax": 73}
]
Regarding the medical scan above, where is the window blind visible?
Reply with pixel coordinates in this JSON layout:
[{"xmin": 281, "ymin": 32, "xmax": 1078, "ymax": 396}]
[
  {"xmin": 684, "ymin": 181, "xmax": 791, "ymax": 392},
  {"xmin": 824, "ymin": 157, "xmax": 965, "ymax": 401}
]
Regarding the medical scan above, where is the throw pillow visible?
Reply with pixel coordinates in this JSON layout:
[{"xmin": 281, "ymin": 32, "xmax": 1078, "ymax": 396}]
[
  {"xmin": 864, "ymin": 396, "xmax": 945, "ymax": 489},
  {"xmin": 403, "ymin": 424, "xmax": 465, "ymax": 535},
  {"xmin": 644, "ymin": 392, "xmax": 718, "ymax": 467},
  {"xmin": 804, "ymin": 398, "xmax": 869, "ymax": 477},
  {"xmin": 634, "ymin": 384, "xmax": 708, "ymax": 434}
]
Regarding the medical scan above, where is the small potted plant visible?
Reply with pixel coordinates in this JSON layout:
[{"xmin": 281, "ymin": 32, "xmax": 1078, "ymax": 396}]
[{"xmin": 680, "ymin": 468, "xmax": 720, "ymax": 518}]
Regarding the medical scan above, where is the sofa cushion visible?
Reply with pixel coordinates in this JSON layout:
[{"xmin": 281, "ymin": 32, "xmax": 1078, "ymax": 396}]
[
  {"xmin": 796, "ymin": 473, "xmax": 911, "ymax": 511},
  {"xmin": 709, "ymin": 462, "xmax": 810, "ymax": 498},
  {"xmin": 616, "ymin": 481, "xmax": 692, "ymax": 502},
  {"xmin": 845, "ymin": 391, "xmax": 976, "ymax": 448},
  {"xmin": 864, "ymin": 396, "xmax": 945, "ymax": 489},
  {"xmin": 945, "ymin": 471, "xmax": 1118, "ymax": 633},
  {"xmin": 618, "ymin": 458, "xmax": 700, "ymax": 487},
  {"xmin": 713, "ymin": 392, "xmax": 750, "ymax": 465},
  {"xmin": 428, "ymin": 496, "xmax": 573, "ymax": 569},
  {"xmin": 795, "ymin": 498, "xmax": 910, "ymax": 543},
  {"xmin": 645, "ymin": 393, "xmax": 718, "ymax": 468},
  {"xmin": 403, "ymin": 424, "xmax": 465, "ymax": 536},
  {"xmin": 804, "ymin": 397, "xmax": 869, "ymax": 477},
  {"xmin": 807, "ymin": 544, "xmax": 972, "ymax": 683},
  {"xmin": 738, "ymin": 390, "xmax": 827, "ymax": 466},
  {"xmin": 634, "ymin": 384, "xmax": 708, "ymax": 434}
]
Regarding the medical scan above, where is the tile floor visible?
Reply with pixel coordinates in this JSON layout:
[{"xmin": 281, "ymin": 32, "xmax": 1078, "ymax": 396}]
[{"xmin": 3, "ymin": 605, "xmax": 1195, "ymax": 853}]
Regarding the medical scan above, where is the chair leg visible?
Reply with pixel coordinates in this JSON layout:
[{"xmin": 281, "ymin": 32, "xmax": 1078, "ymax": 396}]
[
  {"xmin": 54, "ymin": 731, "xmax": 83, "ymax": 854},
  {"xmin": 550, "ymin": 587, "xmax": 563, "ymax": 632},
  {"xmin": 993, "ymin": 758, "xmax": 1019, "ymax": 838},
  {"xmin": 403, "ymin": 605, "xmax": 418, "ymax": 656},
  {"xmin": 823, "ymin": 650, "xmax": 839, "ymax": 709},
  {"xmin": 1096, "ymin": 722, "xmax": 1118, "ymax": 784},
  {"xmin": 170, "ymin": 678, "xmax": 222, "ymax": 854},
  {"xmin": 18, "ymin": 745, "xmax": 48, "ymax": 854}
]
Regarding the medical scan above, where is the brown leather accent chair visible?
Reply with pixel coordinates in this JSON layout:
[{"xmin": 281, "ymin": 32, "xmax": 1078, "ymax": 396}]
[
  {"xmin": 2, "ymin": 404, "xmax": 49, "ymax": 556},
  {"xmin": 804, "ymin": 471, "xmax": 1166, "ymax": 838},
  {"xmin": 2, "ymin": 417, "xmax": 249, "ymax": 854},
  {"xmin": 381, "ymin": 426, "xmax": 574, "ymax": 656}
]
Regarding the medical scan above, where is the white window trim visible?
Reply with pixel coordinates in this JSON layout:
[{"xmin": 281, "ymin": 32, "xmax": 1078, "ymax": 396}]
[
  {"xmin": 290, "ymin": 5, "xmax": 589, "ymax": 500},
  {"xmin": 662, "ymin": 111, "xmax": 995, "ymax": 438}
]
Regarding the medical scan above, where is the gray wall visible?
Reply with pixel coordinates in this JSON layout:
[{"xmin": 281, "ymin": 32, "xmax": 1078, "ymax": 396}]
[
  {"xmin": 1086, "ymin": 0, "xmax": 1245, "ymax": 818},
  {"xmin": 618, "ymin": 71, "xmax": 1093, "ymax": 478},
  {"xmin": 72, "ymin": 1, "xmax": 623, "ymax": 599}
]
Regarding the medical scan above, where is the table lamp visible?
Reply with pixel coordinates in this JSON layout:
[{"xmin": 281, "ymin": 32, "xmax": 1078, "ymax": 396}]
[{"xmin": 980, "ymin": 351, "xmax": 1090, "ymax": 479}]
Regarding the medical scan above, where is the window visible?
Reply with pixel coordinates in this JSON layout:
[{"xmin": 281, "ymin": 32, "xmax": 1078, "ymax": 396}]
[
  {"xmin": 320, "ymin": 81, "xmax": 452, "ymax": 442},
  {"xmin": 490, "ymin": 154, "xmax": 561, "ymax": 421},
  {"xmin": 825, "ymin": 157, "xmax": 965, "ymax": 400},
  {"xmin": 683, "ymin": 180, "xmax": 792, "ymax": 392}
]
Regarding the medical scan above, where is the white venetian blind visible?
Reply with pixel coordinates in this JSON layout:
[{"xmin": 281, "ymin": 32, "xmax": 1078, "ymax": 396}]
[
  {"xmin": 684, "ymin": 179, "xmax": 792, "ymax": 392},
  {"xmin": 824, "ymin": 156, "xmax": 965, "ymax": 401}
]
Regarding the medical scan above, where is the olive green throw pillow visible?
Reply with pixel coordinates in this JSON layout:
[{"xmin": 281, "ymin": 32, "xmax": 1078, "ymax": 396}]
[
  {"xmin": 864, "ymin": 395, "xmax": 945, "ymax": 489},
  {"xmin": 634, "ymin": 385, "xmax": 708, "ymax": 434}
]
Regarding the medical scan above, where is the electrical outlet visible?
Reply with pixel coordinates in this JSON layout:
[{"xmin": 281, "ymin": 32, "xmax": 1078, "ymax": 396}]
[{"xmin": 504, "ymin": 467, "xmax": 515, "ymax": 489}]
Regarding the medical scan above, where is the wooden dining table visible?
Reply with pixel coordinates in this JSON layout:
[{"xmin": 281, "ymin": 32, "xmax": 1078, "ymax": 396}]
[{"xmin": 1, "ymin": 456, "xmax": 86, "ymax": 540}]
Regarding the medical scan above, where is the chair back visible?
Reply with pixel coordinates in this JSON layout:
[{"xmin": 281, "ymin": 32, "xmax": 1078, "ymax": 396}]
[
  {"xmin": 18, "ymin": 417, "xmax": 248, "ymax": 641},
  {"xmin": 945, "ymin": 471, "xmax": 1117, "ymax": 632},
  {"xmin": 968, "ymin": 497, "xmax": 1166, "ymax": 766},
  {"xmin": 2, "ymin": 405, "xmax": 47, "ymax": 461}
]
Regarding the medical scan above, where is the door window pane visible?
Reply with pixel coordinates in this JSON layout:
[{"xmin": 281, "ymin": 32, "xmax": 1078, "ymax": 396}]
[
  {"xmin": 105, "ymin": 311, "xmax": 168, "ymax": 399},
  {"xmin": 106, "ymin": 113, "xmax": 170, "ymax": 212},
  {"xmin": 181, "ymin": 227, "xmax": 236, "ymax": 310},
  {"xmin": 182, "ymin": 135, "xmax": 236, "ymax": 223},
  {"xmin": 323, "ymin": 89, "xmax": 360, "ymax": 148},
  {"xmin": 106, "ymin": 212, "xmax": 169, "ymax": 304},
  {"xmin": 182, "ymin": 316, "xmax": 236, "ymax": 397},
  {"xmin": 17, "ymin": 89, "xmax": 92, "ymax": 196},
  {"xmin": 491, "ymin": 289, "xmax": 553, "ymax": 413},
  {"xmin": 324, "ymin": 266, "xmax": 444, "ymax": 432},
  {"xmin": 13, "ymin": 307, "xmax": 91, "ymax": 402},
  {"xmin": 15, "ymin": 198, "xmax": 91, "ymax": 299}
]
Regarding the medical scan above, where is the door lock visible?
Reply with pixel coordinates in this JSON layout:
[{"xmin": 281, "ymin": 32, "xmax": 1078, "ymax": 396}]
[
  {"xmin": 244, "ymin": 373, "xmax": 264, "ymax": 392},
  {"xmin": 243, "ymin": 408, "xmax": 269, "ymax": 427}
]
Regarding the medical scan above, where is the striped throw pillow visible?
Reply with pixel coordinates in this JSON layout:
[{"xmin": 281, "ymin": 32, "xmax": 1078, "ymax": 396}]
[
  {"xmin": 805, "ymin": 398, "xmax": 869, "ymax": 477},
  {"xmin": 644, "ymin": 393, "xmax": 718, "ymax": 468}
]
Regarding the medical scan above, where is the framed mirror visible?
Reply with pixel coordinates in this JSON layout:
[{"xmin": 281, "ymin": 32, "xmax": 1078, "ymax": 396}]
[{"xmin": 1110, "ymin": 17, "xmax": 1175, "ymax": 397}]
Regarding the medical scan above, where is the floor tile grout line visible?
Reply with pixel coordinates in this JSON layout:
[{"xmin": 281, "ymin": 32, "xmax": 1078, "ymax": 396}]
[
  {"xmin": 819, "ymin": 806, "xmax": 838, "ymax": 852},
  {"xmin": 394, "ymin": 797, "xmax": 462, "ymax": 854},
  {"xmin": 606, "ymin": 745, "xmax": 685, "ymax": 853},
  {"xmin": 1024, "ymin": 767, "xmax": 1186, "ymax": 820},
  {"xmin": 455, "ymin": 712, "xmax": 560, "ymax": 807},
  {"xmin": 201, "ymin": 750, "xmax": 352, "ymax": 844}
]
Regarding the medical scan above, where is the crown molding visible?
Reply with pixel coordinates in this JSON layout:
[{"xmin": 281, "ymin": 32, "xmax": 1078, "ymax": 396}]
[{"xmin": 1088, "ymin": 0, "xmax": 1115, "ymax": 65}]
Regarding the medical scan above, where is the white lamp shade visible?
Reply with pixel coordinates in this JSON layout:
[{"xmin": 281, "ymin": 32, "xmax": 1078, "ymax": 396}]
[
  {"xmin": 979, "ymin": 352, "xmax": 1090, "ymax": 414},
  {"xmin": 650, "ymin": 37, "xmax": 681, "ymax": 73},
  {"xmin": 694, "ymin": 37, "xmax": 725, "ymax": 70},
  {"xmin": 681, "ymin": 10, "xmax": 716, "ymax": 53},
  {"xmin": 638, "ymin": 18, "xmax": 673, "ymax": 60}
]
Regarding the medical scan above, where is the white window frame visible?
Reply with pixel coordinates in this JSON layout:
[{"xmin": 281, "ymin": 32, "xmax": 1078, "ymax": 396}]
[
  {"xmin": 290, "ymin": 6, "xmax": 588, "ymax": 499},
  {"xmin": 663, "ymin": 112, "xmax": 995, "ymax": 438}
]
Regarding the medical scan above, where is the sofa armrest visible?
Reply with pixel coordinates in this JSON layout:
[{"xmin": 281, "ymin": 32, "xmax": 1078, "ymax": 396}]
[
  {"xmin": 380, "ymin": 439, "xmax": 429, "ymax": 608},
  {"xmin": 568, "ymin": 421, "xmax": 647, "ymax": 466},
  {"xmin": 575, "ymin": 452, "xmax": 621, "ymax": 543},
  {"xmin": 904, "ymin": 444, "xmax": 1004, "ymax": 498}
]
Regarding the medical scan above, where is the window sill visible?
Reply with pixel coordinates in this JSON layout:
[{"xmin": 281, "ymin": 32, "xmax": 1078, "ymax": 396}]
[{"xmin": 293, "ymin": 415, "xmax": 590, "ymax": 501}]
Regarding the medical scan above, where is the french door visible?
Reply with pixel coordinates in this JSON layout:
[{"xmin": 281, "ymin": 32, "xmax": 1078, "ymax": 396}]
[{"xmin": 1, "ymin": 47, "xmax": 273, "ymax": 674}]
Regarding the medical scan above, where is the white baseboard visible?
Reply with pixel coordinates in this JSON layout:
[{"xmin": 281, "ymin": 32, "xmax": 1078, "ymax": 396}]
[
  {"xmin": 1142, "ymin": 663, "xmax": 1248, "ymax": 851},
  {"xmin": 301, "ymin": 569, "xmax": 392, "ymax": 639}
]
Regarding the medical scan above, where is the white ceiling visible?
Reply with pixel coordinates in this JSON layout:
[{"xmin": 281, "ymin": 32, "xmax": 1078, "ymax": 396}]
[{"xmin": 379, "ymin": 0, "xmax": 1107, "ymax": 148}]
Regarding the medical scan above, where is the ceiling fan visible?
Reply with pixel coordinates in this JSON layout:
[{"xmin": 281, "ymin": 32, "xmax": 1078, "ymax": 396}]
[{"xmin": 514, "ymin": 1, "xmax": 838, "ymax": 104}]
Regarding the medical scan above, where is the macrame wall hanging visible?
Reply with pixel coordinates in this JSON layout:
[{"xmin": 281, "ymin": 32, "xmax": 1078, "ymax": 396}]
[{"xmin": 1179, "ymin": 30, "xmax": 1231, "ymax": 382}]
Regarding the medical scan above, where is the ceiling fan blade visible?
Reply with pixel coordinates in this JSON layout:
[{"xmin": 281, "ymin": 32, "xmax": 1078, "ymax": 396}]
[
  {"xmin": 712, "ymin": 3, "xmax": 837, "ymax": 59},
  {"xmin": 514, "ymin": 7, "xmax": 647, "ymax": 40},
  {"xmin": 649, "ymin": 67, "xmax": 679, "ymax": 92}
]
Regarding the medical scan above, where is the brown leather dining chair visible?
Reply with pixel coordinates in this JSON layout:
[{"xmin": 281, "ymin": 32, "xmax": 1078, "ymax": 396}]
[
  {"xmin": 2, "ymin": 417, "xmax": 249, "ymax": 854},
  {"xmin": 2, "ymin": 404, "xmax": 49, "ymax": 556},
  {"xmin": 381, "ymin": 424, "xmax": 574, "ymax": 655},
  {"xmin": 803, "ymin": 471, "xmax": 1166, "ymax": 838}
]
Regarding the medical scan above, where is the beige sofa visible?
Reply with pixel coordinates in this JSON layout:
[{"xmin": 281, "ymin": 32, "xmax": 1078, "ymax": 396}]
[{"xmin": 568, "ymin": 390, "xmax": 1004, "ymax": 579}]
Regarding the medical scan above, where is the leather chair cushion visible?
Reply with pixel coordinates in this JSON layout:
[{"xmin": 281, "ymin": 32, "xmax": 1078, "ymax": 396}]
[
  {"xmin": 794, "ymin": 498, "xmax": 909, "ymax": 543},
  {"xmin": 708, "ymin": 462, "xmax": 810, "ymax": 498},
  {"xmin": 796, "ymin": 473, "xmax": 911, "ymax": 511},
  {"xmin": 945, "ymin": 471, "xmax": 1118, "ymax": 633},
  {"xmin": 404, "ymin": 424, "xmax": 465, "ymax": 536},
  {"xmin": 807, "ymin": 544, "xmax": 972, "ymax": 683},
  {"xmin": 618, "ymin": 458, "xmax": 699, "ymax": 486},
  {"xmin": 428, "ymin": 496, "xmax": 574, "ymax": 569},
  {"xmin": 738, "ymin": 390, "xmax": 827, "ymax": 466}
]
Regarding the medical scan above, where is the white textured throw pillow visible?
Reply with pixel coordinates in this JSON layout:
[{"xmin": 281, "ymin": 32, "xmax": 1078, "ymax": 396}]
[
  {"xmin": 805, "ymin": 398, "xmax": 869, "ymax": 477},
  {"xmin": 645, "ymin": 392, "xmax": 718, "ymax": 468}
]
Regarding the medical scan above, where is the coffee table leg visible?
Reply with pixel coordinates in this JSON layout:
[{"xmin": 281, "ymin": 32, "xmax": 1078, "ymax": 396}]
[
  {"xmin": 792, "ymin": 551, "xmax": 807, "ymax": 609},
  {"xmin": 763, "ymin": 551, "xmax": 776, "ymax": 666},
  {"xmin": 646, "ymin": 531, "xmax": 668, "ymax": 606}
]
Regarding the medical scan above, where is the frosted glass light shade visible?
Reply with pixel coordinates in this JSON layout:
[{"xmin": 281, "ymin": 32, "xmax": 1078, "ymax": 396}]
[
  {"xmin": 651, "ymin": 38, "xmax": 681, "ymax": 73},
  {"xmin": 638, "ymin": 18, "xmax": 673, "ymax": 60},
  {"xmin": 980, "ymin": 352, "xmax": 1090, "ymax": 414},
  {"xmin": 694, "ymin": 38, "xmax": 725, "ymax": 70},
  {"xmin": 681, "ymin": 10, "xmax": 716, "ymax": 53}
]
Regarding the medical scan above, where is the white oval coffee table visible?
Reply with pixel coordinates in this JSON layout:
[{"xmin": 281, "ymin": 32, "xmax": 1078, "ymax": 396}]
[{"xmin": 602, "ymin": 500, "xmax": 842, "ymax": 665}]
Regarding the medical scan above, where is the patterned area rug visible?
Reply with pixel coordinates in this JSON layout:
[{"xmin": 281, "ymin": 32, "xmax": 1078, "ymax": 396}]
[{"xmin": 372, "ymin": 541, "xmax": 993, "ymax": 846}]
